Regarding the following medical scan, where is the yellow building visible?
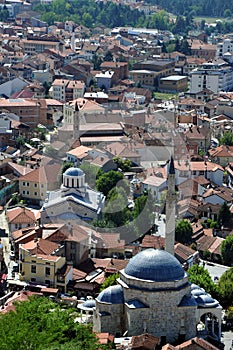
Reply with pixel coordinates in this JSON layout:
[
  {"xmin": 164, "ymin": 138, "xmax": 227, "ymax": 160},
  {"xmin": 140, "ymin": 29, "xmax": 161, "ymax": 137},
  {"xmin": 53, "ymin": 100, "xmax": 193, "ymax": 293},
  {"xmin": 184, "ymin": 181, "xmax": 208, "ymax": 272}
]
[
  {"xmin": 19, "ymin": 163, "xmax": 61, "ymax": 205},
  {"xmin": 19, "ymin": 238, "xmax": 72, "ymax": 292}
]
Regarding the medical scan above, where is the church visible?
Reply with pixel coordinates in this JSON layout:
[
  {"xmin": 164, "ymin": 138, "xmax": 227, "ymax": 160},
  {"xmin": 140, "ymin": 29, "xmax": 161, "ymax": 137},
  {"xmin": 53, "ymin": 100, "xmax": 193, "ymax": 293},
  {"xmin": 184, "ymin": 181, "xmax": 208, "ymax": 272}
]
[
  {"xmin": 41, "ymin": 167, "xmax": 105, "ymax": 224},
  {"xmin": 93, "ymin": 158, "xmax": 222, "ymax": 344}
]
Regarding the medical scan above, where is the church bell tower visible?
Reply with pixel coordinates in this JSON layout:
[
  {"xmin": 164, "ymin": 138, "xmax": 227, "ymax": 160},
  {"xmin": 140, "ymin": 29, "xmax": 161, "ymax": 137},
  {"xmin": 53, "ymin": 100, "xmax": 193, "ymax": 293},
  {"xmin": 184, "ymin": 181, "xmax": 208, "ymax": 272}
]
[{"xmin": 165, "ymin": 156, "xmax": 176, "ymax": 255}]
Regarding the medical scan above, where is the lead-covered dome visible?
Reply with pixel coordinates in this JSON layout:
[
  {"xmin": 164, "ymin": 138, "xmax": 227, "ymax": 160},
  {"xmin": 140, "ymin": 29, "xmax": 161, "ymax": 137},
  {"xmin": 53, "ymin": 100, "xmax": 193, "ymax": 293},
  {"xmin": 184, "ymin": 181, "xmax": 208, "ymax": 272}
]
[
  {"xmin": 97, "ymin": 285, "xmax": 124, "ymax": 304},
  {"xmin": 64, "ymin": 167, "xmax": 84, "ymax": 177},
  {"xmin": 124, "ymin": 249, "xmax": 185, "ymax": 282}
]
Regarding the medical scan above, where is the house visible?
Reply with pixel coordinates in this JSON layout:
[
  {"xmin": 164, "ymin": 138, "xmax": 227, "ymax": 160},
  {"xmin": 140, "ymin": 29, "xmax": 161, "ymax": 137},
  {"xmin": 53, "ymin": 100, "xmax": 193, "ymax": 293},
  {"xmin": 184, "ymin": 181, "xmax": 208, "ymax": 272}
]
[
  {"xmin": 174, "ymin": 160, "xmax": 224, "ymax": 186},
  {"xmin": 18, "ymin": 163, "xmax": 62, "ymax": 205},
  {"xmin": 196, "ymin": 235, "xmax": 224, "ymax": 262},
  {"xmin": 19, "ymin": 238, "xmax": 72, "ymax": 292},
  {"xmin": 209, "ymin": 145, "xmax": 233, "ymax": 167},
  {"xmin": 100, "ymin": 61, "xmax": 128, "ymax": 83},
  {"xmin": 95, "ymin": 71, "xmax": 115, "ymax": 91},
  {"xmin": 66, "ymin": 145, "xmax": 92, "ymax": 165},
  {"xmin": 162, "ymin": 337, "xmax": 220, "ymax": 350},
  {"xmin": 141, "ymin": 175, "xmax": 167, "ymax": 203},
  {"xmin": 104, "ymin": 141, "xmax": 141, "ymax": 164},
  {"xmin": 174, "ymin": 242, "xmax": 199, "ymax": 269},
  {"xmin": 6, "ymin": 206, "xmax": 39, "ymax": 233},
  {"xmin": 202, "ymin": 187, "xmax": 233, "ymax": 206},
  {"xmin": 184, "ymin": 125, "xmax": 210, "ymax": 154}
]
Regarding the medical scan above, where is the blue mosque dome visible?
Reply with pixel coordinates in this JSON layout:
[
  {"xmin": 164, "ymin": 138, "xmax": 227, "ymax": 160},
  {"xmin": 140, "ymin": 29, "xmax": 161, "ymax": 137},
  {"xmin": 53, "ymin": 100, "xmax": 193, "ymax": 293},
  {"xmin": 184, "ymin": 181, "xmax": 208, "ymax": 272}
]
[
  {"xmin": 64, "ymin": 167, "xmax": 84, "ymax": 177},
  {"xmin": 97, "ymin": 285, "xmax": 124, "ymax": 304},
  {"xmin": 124, "ymin": 249, "xmax": 185, "ymax": 282}
]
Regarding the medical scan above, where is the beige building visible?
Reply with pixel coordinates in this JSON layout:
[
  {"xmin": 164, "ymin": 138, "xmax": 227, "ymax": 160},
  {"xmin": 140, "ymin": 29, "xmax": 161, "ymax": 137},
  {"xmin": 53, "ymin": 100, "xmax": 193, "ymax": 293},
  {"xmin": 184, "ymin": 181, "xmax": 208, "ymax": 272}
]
[
  {"xmin": 21, "ymin": 35, "xmax": 64, "ymax": 56},
  {"xmin": 158, "ymin": 76, "xmax": 188, "ymax": 93},
  {"xmin": 49, "ymin": 79, "xmax": 85, "ymax": 102}
]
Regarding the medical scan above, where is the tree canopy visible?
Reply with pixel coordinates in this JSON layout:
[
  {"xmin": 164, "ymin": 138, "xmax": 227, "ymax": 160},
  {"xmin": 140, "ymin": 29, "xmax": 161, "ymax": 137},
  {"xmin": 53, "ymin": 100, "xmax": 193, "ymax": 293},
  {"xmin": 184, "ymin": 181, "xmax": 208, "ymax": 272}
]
[
  {"xmin": 218, "ymin": 267, "xmax": 233, "ymax": 309},
  {"xmin": 217, "ymin": 202, "xmax": 232, "ymax": 228},
  {"xmin": 220, "ymin": 131, "xmax": 233, "ymax": 146},
  {"xmin": 96, "ymin": 170, "xmax": 124, "ymax": 196},
  {"xmin": 100, "ymin": 273, "xmax": 120, "ymax": 291},
  {"xmin": 175, "ymin": 219, "xmax": 193, "ymax": 245},
  {"xmin": 187, "ymin": 264, "xmax": 217, "ymax": 298},
  {"xmin": 0, "ymin": 295, "xmax": 110, "ymax": 350},
  {"xmin": 220, "ymin": 235, "xmax": 233, "ymax": 265}
]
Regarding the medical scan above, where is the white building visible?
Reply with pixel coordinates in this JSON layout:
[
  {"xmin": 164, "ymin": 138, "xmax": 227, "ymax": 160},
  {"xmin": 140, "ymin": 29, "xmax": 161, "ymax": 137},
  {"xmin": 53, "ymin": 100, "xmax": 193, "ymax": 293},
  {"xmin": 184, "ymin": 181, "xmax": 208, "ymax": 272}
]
[
  {"xmin": 189, "ymin": 61, "xmax": 233, "ymax": 94},
  {"xmin": 216, "ymin": 39, "xmax": 233, "ymax": 59}
]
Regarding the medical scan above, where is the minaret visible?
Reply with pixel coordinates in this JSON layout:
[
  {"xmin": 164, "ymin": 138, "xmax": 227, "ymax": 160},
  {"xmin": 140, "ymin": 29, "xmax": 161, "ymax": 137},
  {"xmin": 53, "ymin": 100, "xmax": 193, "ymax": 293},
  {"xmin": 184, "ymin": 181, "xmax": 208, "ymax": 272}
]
[
  {"xmin": 73, "ymin": 101, "xmax": 79, "ymax": 141},
  {"xmin": 165, "ymin": 156, "xmax": 176, "ymax": 255}
]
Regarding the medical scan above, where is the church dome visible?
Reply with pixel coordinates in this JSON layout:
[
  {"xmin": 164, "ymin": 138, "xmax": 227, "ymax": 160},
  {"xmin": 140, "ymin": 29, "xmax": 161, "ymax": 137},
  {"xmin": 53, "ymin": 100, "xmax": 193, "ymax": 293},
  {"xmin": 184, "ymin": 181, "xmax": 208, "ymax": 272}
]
[
  {"xmin": 97, "ymin": 285, "xmax": 124, "ymax": 304},
  {"xmin": 64, "ymin": 167, "xmax": 84, "ymax": 177},
  {"xmin": 124, "ymin": 249, "xmax": 185, "ymax": 282}
]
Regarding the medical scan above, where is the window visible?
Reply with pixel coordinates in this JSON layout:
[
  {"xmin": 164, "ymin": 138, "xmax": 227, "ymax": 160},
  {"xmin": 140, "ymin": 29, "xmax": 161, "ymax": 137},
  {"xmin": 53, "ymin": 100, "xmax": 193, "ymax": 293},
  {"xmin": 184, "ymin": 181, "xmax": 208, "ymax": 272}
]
[
  {"xmin": 23, "ymin": 182, "xmax": 26, "ymax": 186},
  {"xmin": 34, "ymin": 183, "xmax": 37, "ymax": 188},
  {"xmin": 45, "ymin": 280, "xmax": 50, "ymax": 286},
  {"xmin": 31, "ymin": 265, "xmax": 36, "ymax": 273},
  {"xmin": 34, "ymin": 192, "xmax": 38, "ymax": 196},
  {"xmin": 31, "ymin": 278, "xmax": 36, "ymax": 282},
  {"xmin": 45, "ymin": 267, "xmax": 50, "ymax": 276}
]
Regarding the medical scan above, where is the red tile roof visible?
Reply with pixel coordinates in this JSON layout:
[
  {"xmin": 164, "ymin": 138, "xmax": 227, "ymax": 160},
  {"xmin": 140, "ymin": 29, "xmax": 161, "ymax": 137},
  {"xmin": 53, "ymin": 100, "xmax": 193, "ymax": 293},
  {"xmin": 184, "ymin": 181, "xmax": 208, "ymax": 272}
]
[{"xmin": 19, "ymin": 163, "xmax": 61, "ymax": 183}]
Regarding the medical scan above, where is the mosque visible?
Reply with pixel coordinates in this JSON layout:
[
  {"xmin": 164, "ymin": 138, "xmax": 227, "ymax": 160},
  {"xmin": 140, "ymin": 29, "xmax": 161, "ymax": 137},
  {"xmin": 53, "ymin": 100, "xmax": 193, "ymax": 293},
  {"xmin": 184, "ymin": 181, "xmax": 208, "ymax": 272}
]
[{"xmin": 92, "ymin": 158, "xmax": 222, "ymax": 344}]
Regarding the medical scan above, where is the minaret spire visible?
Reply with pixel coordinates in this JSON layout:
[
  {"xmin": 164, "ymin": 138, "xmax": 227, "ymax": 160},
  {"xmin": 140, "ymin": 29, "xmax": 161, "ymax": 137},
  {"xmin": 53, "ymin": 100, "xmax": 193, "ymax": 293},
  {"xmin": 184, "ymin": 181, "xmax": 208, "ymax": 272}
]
[
  {"xmin": 165, "ymin": 156, "xmax": 176, "ymax": 255},
  {"xmin": 73, "ymin": 101, "xmax": 79, "ymax": 141}
]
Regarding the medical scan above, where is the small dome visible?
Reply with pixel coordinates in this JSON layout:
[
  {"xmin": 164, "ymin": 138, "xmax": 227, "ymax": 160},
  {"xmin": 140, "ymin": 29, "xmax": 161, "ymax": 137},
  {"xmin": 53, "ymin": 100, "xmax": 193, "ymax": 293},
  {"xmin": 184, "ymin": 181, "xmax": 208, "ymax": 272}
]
[
  {"xmin": 78, "ymin": 299, "xmax": 96, "ymax": 310},
  {"xmin": 195, "ymin": 294, "xmax": 219, "ymax": 308},
  {"xmin": 191, "ymin": 288, "xmax": 206, "ymax": 297},
  {"xmin": 124, "ymin": 249, "xmax": 185, "ymax": 282},
  {"xmin": 64, "ymin": 167, "xmax": 84, "ymax": 177},
  {"xmin": 97, "ymin": 285, "xmax": 124, "ymax": 304}
]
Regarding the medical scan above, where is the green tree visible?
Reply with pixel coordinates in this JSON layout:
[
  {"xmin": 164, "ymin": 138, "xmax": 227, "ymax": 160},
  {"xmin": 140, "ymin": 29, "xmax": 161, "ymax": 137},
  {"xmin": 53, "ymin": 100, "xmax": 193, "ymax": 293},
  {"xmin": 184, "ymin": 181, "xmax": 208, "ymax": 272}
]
[
  {"xmin": 175, "ymin": 219, "xmax": 193, "ymax": 244},
  {"xmin": 224, "ymin": 9, "xmax": 231, "ymax": 17},
  {"xmin": 96, "ymin": 170, "xmax": 123, "ymax": 196},
  {"xmin": 218, "ymin": 267, "xmax": 233, "ymax": 308},
  {"xmin": 92, "ymin": 53, "xmax": 103, "ymax": 70},
  {"xmin": 220, "ymin": 235, "xmax": 233, "ymax": 265},
  {"xmin": 113, "ymin": 157, "xmax": 131, "ymax": 172},
  {"xmin": 103, "ymin": 50, "xmax": 113, "ymax": 62},
  {"xmin": 100, "ymin": 273, "xmax": 120, "ymax": 291},
  {"xmin": 132, "ymin": 191, "xmax": 155, "ymax": 236},
  {"xmin": 220, "ymin": 131, "xmax": 233, "ymax": 146},
  {"xmin": 0, "ymin": 295, "xmax": 109, "ymax": 350},
  {"xmin": 79, "ymin": 163, "xmax": 100, "ymax": 188},
  {"xmin": 187, "ymin": 264, "xmax": 217, "ymax": 298},
  {"xmin": 104, "ymin": 186, "xmax": 131, "ymax": 227},
  {"xmin": 217, "ymin": 202, "xmax": 231, "ymax": 227}
]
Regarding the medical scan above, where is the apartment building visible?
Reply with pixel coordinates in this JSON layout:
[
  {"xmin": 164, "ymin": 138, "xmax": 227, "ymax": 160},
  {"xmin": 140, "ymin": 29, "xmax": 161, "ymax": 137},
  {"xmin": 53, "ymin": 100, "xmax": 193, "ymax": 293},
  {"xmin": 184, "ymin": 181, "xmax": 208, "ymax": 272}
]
[
  {"xmin": 49, "ymin": 79, "xmax": 85, "ymax": 102},
  {"xmin": 189, "ymin": 61, "xmax": 233, "ymax": 94}
]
